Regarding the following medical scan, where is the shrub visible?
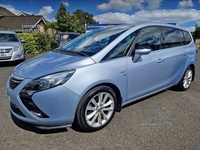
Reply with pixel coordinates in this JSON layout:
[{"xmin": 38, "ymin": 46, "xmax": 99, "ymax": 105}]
[
  {"xmin": 18, "ymin": 33, "xmax": 39, "ymax": 54},
  {"xmin": 18, "ymin": 32, "xmax": 57, "ymax": 54}
]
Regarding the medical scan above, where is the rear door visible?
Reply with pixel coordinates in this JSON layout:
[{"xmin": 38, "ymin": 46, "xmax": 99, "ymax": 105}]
[{"xmin": 161, "ymin": 27, "xmax": 189, "ymax": 86}]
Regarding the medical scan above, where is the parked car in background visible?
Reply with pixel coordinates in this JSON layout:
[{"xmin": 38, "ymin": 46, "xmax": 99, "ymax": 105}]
[
  {"xmin": 55, "ymin": 32, "xmax": 81, "ymax": 46},
  {"xmin": 7, "ymin": 23, "xmax": 198, "ymax": 132},
  {"xmin": 0, "ymin": 31, "xmax": 25, "ymax": 62}
]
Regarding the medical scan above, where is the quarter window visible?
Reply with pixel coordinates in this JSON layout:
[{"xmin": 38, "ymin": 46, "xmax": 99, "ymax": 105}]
[
  {"xmin": 136, "ymin": 27, "xmax": 161, "ymax": 50},
  {"xmin": 183, "ymin": 31, "xmax": 192, "ymax": 45}
]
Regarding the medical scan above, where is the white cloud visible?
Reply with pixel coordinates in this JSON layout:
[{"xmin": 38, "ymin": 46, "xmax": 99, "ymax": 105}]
[
  {"xmin": 0, "ymin": 4, "xmax": 54, "ymax": 19},
  {"xmin": 178, "ymin": 0, "xmax": 193, "ymax": 8},
  {"xmin": 97, "ymin": 0, "xmax": 163, "ymax": 12},
  {"xmin": 97, "ymin": 0, "xmax": 146, "ymax": 12},
  {"xmin": 37, "ymin": 6, "xmax": 54, "ymax": 18},
  {"xmin": 185, "ymin": 26, "xmax": 195, "ymax": 32},
  {"xmin": 94, "ymin": 9, "xmax": 200, "ymax": 31},
  {"xmin": 0, "ymin": 4, "xmax": 21, "ymax": 14},
  {"xmin": 146, "ymin": 0, "xmax": 162, "ymax": 10},
  {"xmin": 97, "ymin": 3, "xmax": 111, "ymax": 11},
  {"xmin": 62, "ymin": 1, "xmax": 69, "ymax": 7}
]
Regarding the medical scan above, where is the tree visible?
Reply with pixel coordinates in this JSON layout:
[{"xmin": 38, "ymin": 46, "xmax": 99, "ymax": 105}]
[
  {"xmin": 69, "ymin": 14, "xmax": 85, "ymax": 33},
  {"xmin": 55, "ymin": 3, "xmax": 71, "ymax": 32},
  {"xmin": 193, "ymin": 25, "xmax": 200, "ymax": 40},
  {"xmin": 44, "ymin": 21, "xmax": 59, "ymax": 37},
  {"xmin": 55, "ymin": 3, "xmax": 85, "ymax": 33},
  {"xmin": 73, "ymin": 9, "xmax": 99, "ymax": 28}
]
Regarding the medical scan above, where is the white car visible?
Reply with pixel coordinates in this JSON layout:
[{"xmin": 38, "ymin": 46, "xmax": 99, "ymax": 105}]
[{"xmin": 0, "ymin": 31, "xmax": 25, "ymax": 62}]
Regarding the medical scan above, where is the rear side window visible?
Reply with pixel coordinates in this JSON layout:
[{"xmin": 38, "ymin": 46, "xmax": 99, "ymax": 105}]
[
  {"xmin": 161, "ymin": 27, "xmax": 184, "ymax": 48},
  {"xmin": 136, "ymin": 27, "xmax": 161, "ymax": 50},
  {"xmin": 183, "ymin": 31, "xmax": 192, "ymax": 45}
]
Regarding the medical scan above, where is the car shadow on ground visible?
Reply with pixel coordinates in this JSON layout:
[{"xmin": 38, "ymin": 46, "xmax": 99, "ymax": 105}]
[
  {"xmin": 0, "ymin": 61, "xmax": 22, "ymax": 67},
  {"xmin": 121, "ymin": 87, "xmax": 185, "ymax": 109},
  {"xmin": 11, "ymin": 112, "xmax": 91, "ymax": 133}
]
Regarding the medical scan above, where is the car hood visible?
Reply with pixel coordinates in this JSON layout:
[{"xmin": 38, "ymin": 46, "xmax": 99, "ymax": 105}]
[
  {"xmin": 13, "ymin": 51, "xmax": 95, "ymax": 79},
  {"xmin": 0, "ymin": 42, "xmax": 21, "ymax": 47}
]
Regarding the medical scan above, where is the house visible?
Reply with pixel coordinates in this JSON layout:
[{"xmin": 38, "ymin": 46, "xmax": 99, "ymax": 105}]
[
  {"xmin": 0, "ymin": 6, "xmax": 15, "ymax": 16},
  {"xmin": 0, "ymin": 6, "xmax": 47, "ymax": 33}
]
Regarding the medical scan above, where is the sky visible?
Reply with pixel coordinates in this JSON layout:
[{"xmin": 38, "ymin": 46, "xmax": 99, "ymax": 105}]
[{"xmin": 1, "ymin": 0, "xmax": 200, "ymax": 31}]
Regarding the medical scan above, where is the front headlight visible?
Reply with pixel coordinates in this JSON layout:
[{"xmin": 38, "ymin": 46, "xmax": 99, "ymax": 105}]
[
  {"xmin": 20, "ymin": 70, "xmax": 75, "ymax": 97},
  {"xmin": 13, "ymin": 46, "xmax": 23, "ymax": 51}
]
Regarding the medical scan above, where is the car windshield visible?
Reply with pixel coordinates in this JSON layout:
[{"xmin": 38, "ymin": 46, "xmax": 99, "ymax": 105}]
[
  {"xmin": 0, "ymin": 33, "xmax": 19, "ymax": 42},
  {"xmin": 59, "ymin": 26, "xmax": 131, "ymax": 56}
]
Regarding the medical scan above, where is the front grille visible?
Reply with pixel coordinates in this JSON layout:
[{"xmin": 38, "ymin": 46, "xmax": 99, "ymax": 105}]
[
  {"xmin": 0, "ymin": 48, "xmax": 12, "ymax": 53},
  {"xmin": 9, "ymin": 76, "xmax": 24, "ymax": 89}
]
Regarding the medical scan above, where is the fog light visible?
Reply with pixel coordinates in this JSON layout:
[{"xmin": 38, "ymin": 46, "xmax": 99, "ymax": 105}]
[
  {"xmin": 16, "ymin": 54, "xmax": 22, "ymax": 58},
  {"xmin": 31, "ymin": 110, "xmax": 45, "ymax": 117}
]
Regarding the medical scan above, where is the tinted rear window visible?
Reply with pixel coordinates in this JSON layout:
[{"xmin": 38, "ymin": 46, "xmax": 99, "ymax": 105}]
[
  {"xmin": 161, "ymin": 27, "xmax": 184, "ymax": 48},
  {"xmin": 136, "ymin": 26, "xmax": 161, "ymax": 50}
]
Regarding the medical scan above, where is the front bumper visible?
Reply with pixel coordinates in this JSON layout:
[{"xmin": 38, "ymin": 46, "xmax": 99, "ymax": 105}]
[
  {"xmin": 7, "ymin": 77, "xmax": 81, "ymax": 129},
  {"xmin": 0, "ymin": 50, "xmax": 24, "ymax": 62}
]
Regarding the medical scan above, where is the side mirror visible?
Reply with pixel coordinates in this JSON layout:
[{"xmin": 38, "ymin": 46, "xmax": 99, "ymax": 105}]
[
  {"xmin": 55, "ymin": 38, "xmax": 59, "ymax": 43},
  {"xmin": 21, "ymin": 39, "xmax": 25, "ymax": 43},
  {"xmin": 133, "ymin": 46, "xmax": 151, "ymax": 62}
]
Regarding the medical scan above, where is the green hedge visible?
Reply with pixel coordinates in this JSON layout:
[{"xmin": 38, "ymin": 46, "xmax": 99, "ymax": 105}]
[{"xmin": 18, "ymin": 33, "xmax": 59, "ymax": 54}]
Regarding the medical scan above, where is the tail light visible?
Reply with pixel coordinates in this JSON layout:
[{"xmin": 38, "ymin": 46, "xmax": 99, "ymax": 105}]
[{"xmin": 196, "ymin": 45, "xmax": 199, "ymax": 53}]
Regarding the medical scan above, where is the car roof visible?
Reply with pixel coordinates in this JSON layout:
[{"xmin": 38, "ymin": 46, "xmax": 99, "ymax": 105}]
[
  {"xmin": 133, "ymin": 23, "xmax": 189, "ymax": 32},
  {"xmin": 95, "ymin": 23, "xmax": 188, "ymax": 32},
  {"xmin": 0, "ymin": 31, "xmax": 17, "ymax": 34}
]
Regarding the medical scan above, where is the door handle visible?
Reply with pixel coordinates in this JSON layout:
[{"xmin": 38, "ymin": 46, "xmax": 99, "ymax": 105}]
[
  {"xmin": 183, "ymin": 51, "xmax": 188, "ymax": 56},
  {"xmin": 157, "ymin": 58, "xmax": 164, "ymax": 63}
]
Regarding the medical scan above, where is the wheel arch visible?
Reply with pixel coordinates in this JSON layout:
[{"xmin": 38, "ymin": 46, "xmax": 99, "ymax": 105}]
[
  {"xmin": 189, "ymin": 64, "xmax": 195, "ymax": 81},
  {"xmin": 87, "ymin": 82, "xmax": 122, "ymax": 112}
]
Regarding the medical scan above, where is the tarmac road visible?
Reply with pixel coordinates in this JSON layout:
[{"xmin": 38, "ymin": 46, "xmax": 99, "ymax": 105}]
[{"xmin": 0, "ymin": 54, "xmax": 200, "ymax": 150}]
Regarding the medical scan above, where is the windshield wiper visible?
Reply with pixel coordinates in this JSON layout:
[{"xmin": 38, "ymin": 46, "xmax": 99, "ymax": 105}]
[{"xmin": 60, "ymin": 50, "xmax": 89, "ymax": 57}]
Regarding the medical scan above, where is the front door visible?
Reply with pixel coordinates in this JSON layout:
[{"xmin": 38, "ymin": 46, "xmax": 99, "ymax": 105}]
[{"xmin": 127, "ymin": 26, "xmax": 166, "ymax": 102}]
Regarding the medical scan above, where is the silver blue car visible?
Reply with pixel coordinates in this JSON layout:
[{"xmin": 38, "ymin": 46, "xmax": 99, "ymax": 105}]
[
  {"xmin": 7, "ymin": 23, "xmax": 198, "ymax": 132},
  {"xmin": 0, "ymin": 31, "xmax": 25, "ymax": 62}
]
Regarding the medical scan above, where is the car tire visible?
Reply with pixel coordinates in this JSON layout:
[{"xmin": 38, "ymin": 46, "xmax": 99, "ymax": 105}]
[
  {"xmin": 176, "ymin": 66, "xmax": 193, "ymax": 91},
  {"xmin": 75, "ymin": 85, "xmax": 117, "ymax": 132}
]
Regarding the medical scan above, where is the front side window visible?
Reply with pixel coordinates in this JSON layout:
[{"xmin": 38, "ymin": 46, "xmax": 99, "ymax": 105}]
[
  {"xmin": 103, "ymin": 31, "xmax": 139, "ymax": 60},
  {"xmin": 161, "ymin": 27, "xmax": 184, "ymax": 48},
  {"xmin": 136, "ymin": 27, "xmax": 161, "ymax": 50}
]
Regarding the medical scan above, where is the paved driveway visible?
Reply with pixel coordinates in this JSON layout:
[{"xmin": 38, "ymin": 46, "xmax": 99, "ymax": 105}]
[{"xmin": 0, "ymin": 54, "xmax": 200, "ymax": 150}]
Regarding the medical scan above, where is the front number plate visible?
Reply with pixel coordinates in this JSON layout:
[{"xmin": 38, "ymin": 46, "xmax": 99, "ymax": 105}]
[{"xmin": 0, "ymin": 53, "xmax": 6, "ymax": 57}]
